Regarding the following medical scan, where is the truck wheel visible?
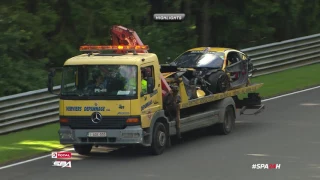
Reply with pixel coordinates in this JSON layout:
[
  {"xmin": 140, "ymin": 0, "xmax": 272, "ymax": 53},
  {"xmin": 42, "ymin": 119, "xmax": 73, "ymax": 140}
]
[
  {"xmin": 74, "ymin": 144, "xmax": 93, "ymax": 155},
  {"xmin": 217, "ymin": 106, "xmax": 235, "ymax": 135},
  {"xmin": 207, "ymin": 71, "xmax": 230, "ymax": 94},
  {"xmin": 150, "ymin": 122, "xmax": 168, "ymax": 155}
]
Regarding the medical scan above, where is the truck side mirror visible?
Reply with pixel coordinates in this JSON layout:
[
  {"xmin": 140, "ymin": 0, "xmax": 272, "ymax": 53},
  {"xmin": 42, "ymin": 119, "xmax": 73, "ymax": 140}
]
[
  {"xmin": 47, "ymin": 68, "xmax": 59, "ymax": 95},
  {"xmin": 48, "ymin": 69, "xmax": 55, "ymax": 93},
  {"xmin": 147, "ymin": 77, "xmax": 154, "ymax": 94}
]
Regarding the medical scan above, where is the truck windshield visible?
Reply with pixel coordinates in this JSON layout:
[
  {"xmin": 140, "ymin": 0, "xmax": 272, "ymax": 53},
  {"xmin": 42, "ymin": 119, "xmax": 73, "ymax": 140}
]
[
  {"xmin": 60, "ymin": 65, "xmax": 137, "ymax": 100},
  {"xmin": 173, "ymin": 51, "xmax": 225, "ymax": 68}
]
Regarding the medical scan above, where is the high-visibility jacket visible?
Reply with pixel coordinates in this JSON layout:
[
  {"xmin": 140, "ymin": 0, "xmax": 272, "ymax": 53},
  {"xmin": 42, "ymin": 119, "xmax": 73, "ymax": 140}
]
[
  {"xmin": 141, "ymin": 79, "xmax": 147, "ymax": 94},
  {"xmin": 125, "ymin": 78, "xmax": 147, "ymax": 93},
  {"xmin": 126, "ymin": 78, "xmax": 136, "ymax": 89}
]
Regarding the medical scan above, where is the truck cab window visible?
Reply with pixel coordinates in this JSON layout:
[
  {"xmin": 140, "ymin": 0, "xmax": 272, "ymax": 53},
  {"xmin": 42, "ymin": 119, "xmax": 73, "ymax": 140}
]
[
  {"xmin": 141, "ymin": 66, "xmax": 154, "ymax": 94},
  {"xmin": 60, "ymin": 65, "xmax": 138, "ymax": 99}
]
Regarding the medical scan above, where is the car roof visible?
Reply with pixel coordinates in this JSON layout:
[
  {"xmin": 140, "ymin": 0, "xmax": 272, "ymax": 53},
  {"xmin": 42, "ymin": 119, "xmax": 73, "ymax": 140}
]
[{"xmin": 187, "ymin": 47, "xmax": 237, "ymax": 52}]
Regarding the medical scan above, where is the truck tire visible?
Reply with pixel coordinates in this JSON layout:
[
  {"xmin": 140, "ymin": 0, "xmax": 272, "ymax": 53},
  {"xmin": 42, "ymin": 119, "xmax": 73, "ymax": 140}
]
[
  {"xmin": 150, "ymin": 122, "xmax": 168, "ymax": 155},
  {"xmin": 216, "ymin": 106, "xmax": 235, "ymax": 135},
  {"xmin": 207, "ymin": 71, "xmax": 230, "ymax": 94},
  {"xmin": 74, "ymin": 144, "xmax": 93, "ymax": 155}
]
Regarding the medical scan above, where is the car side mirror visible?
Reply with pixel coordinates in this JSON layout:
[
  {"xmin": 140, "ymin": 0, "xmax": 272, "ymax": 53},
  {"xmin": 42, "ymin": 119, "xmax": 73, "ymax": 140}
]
[{"xmin": 147, "ymin": 77, "xmax": 154, "ymax": 94}]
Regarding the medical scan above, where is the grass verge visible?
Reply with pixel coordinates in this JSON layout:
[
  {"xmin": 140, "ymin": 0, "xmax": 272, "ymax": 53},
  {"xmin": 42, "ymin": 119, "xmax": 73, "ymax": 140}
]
[
  {"xmin": 0, "ymin": 63, "xmax": 319, "ymax": 165},
  {"xmin": 0, "ymin": 123, "xmax": 64, "ymax": 166},
  {"xmin": 250, "ymin": 63, "xmax": 320, "ymax": 98}
]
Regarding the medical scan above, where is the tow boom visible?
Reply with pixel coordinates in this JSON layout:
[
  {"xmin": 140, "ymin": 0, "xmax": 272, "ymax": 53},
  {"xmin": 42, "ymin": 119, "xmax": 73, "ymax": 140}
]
[{"xmin": 110, "ymin": 25, "xmax": 148, "ymax": 53}]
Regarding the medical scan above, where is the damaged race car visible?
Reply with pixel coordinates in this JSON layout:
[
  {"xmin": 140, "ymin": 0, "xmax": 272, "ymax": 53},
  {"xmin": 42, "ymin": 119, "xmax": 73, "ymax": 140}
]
[{"xmin": 163, "ymin": 47, "xmax": 255, "ymax": 99}]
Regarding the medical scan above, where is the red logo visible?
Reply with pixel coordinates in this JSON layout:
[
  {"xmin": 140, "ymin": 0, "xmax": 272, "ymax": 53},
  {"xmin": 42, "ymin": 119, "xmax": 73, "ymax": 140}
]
[
  {"xmin": 52, "ymin": 152, "xmax": 72, "ymax": 159},
  {"xmin": 268, "ymin": 164, "xmax": 276, "ymax": 169}
]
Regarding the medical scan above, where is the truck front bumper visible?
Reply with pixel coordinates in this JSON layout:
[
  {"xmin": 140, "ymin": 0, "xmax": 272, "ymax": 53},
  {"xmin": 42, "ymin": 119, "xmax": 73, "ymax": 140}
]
[{"xmin": 58, "ymin": 126, "xmax": 147, "ymax": 146}]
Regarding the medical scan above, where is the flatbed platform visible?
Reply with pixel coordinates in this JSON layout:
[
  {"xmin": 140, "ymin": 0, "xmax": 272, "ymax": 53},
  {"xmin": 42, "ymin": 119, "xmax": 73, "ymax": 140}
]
[{"xmin": 180, "ymin": 83, "xmax": 263, "ymax": 109}]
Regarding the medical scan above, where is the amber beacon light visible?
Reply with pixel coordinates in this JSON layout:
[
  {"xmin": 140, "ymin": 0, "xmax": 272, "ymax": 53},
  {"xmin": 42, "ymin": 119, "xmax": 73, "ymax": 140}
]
[{"xmin": 79, "ymin": 45, "xmax": 149, "ymax": 51}]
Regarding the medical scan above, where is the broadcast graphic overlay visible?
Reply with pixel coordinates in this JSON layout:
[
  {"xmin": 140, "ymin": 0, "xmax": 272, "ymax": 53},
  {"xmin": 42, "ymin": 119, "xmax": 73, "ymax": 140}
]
[
  {"xmin": 52, "ymin": 152, "xmax": 72, "ymax": 168},
  {"xmin": 153, "ymin": 13, "xmax": 186, "ymax": 22},
  {"xmin": 252, "ymin": 164, "xmax": 281, "ymax": 170}
]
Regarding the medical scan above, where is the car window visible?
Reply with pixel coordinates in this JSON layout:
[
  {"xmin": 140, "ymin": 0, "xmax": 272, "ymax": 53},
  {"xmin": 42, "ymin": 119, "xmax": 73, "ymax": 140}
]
[{"xmin": 173, "ymin": 51, "xmax": 225, "ymax": 68}]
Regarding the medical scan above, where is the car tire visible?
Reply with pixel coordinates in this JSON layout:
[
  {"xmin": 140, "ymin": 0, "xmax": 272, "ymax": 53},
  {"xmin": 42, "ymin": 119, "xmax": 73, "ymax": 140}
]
[
  {"xmin": 216, "ymin": 106, "xmax": 235, "ymax": 135},
  {"xmin": 150, "ymin": 122, "xmax": 168, "ymax": 155},
  {"xmin": 74, "ymin": 144, "xmax": 93, "ymax": 155},
  {"xmin": 207, "ymin": 71, "xmax": 230, "ymax": 94}
]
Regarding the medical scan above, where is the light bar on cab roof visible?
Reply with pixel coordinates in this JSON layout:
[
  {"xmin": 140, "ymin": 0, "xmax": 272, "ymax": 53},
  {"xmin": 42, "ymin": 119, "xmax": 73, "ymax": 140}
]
[{"xmin": 79, "ymin": 45, "xmax": 149, "ymax": 51}]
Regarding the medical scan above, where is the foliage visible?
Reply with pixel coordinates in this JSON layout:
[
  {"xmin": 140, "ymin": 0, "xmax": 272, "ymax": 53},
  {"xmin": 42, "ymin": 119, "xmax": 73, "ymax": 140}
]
[{"xmin": 0, "ymin": 0, "xmax": 319, "ymax": 97}]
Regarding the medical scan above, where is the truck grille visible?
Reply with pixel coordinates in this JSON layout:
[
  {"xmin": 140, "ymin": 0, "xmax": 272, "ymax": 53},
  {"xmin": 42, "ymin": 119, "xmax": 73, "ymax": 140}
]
[{"xmin": 61, "ymin": 116, "xmax": 130, "ymax": 129}]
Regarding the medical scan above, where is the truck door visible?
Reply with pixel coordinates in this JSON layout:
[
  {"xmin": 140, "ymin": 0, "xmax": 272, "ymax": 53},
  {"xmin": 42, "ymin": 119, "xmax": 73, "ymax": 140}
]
[{"xmin": 140, "ymin": 64, "xmax": 161, "ymax": 128}]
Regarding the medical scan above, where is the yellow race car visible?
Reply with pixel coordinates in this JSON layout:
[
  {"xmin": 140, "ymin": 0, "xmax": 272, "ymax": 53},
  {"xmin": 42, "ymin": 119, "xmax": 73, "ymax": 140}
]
[{"xmin": 169, "ymin": 47, "xmax": 255, "ymax": 95}]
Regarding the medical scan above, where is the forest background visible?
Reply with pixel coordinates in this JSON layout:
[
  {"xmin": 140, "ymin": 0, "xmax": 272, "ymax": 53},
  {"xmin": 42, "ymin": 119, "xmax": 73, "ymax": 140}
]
[{"xmin": 1, "ymin": 0, "xmax": 319, "ymax": 96}]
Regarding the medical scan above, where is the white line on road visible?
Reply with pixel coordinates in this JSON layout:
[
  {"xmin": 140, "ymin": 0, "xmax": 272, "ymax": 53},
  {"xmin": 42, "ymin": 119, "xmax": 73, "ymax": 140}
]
[
  {"xmin": 0, "ymin": 148, "xmax": 74, "ymax": 170},
  {"xmin": 1, "ymin": 85, "xmax": 320, "ymax": 170},
  {"xmin": 261, "ymin": 85, "xmax": 320, "ymax": 102}
]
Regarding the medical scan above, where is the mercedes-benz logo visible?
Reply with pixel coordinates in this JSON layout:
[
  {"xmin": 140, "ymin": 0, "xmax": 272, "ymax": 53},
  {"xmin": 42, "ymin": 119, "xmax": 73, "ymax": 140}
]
[{"xmin": 91, "ymin": 112, "xmax": 102, "ymax": 123}]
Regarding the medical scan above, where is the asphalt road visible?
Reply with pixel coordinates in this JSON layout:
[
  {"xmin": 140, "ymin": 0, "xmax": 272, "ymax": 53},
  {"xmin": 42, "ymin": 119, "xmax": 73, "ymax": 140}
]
[{"xmin": 1, "ymin": 88, "xmax": 320, "ymax": 180}]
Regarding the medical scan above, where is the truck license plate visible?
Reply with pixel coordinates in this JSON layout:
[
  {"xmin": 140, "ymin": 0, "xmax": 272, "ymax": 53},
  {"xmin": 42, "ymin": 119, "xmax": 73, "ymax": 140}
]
[{"xmin": 87, "ymin": 132, "xmax": 107, "ymax": 137}]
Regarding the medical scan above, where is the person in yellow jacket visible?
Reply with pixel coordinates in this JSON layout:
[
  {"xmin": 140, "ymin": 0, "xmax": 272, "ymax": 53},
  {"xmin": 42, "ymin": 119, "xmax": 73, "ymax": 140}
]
[
  {"xmin": 124, "ymin": 67, "xmax": 137, "ymax": 91},
  {"xmin": 124, "ymin": 66, "xmax": 147, "ymax": 94},
  {"xmin": 141, "ymin": 75, "xmax": 147, "ymax": 94}
]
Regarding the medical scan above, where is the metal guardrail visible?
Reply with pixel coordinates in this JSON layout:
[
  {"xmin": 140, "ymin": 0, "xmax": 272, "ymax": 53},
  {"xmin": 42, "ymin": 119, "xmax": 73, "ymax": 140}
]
[
  {"xmin": 1, "ymin": 33, "xmax": 320, "ymax": 134},
  {"xmin": 0, "ymin": 86, "xmax": 60, "ymax": 134},
  {"xmin": 241, "ymin": 33, "xmax": 320, "ymax": 77}
]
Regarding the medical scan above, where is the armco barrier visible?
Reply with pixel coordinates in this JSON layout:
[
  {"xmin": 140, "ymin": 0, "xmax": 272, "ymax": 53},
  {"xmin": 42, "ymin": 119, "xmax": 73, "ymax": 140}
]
[
  {"xmin": 1, "ymin": 33, "xmax": 320, "ymax": 134},
  {"xmin": 0, "ymin": 86, "xmax": 60, "ymax": 134},
  {"xmin": 241, "ymin": 33, "xmax": 320, "ymax": 77}
]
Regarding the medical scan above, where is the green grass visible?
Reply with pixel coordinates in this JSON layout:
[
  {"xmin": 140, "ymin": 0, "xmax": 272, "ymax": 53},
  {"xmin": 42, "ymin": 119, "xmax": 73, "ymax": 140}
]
[
  {"xmin": 0, "ymin": 123, "xmax": 64, "ymax": 165},
  {"xmin": 0, "ymin": 63, "xmax": 319, "ymax": 165},
  {"xmin": 250, "ymin": 63, "xmax": 320, "ymax": 98}
]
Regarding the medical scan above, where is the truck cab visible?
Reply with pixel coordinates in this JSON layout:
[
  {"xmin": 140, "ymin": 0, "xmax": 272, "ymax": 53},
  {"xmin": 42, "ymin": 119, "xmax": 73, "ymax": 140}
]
[{"xmin": 48, "ymin": 45, "xmax": 168, "ymax": 154}]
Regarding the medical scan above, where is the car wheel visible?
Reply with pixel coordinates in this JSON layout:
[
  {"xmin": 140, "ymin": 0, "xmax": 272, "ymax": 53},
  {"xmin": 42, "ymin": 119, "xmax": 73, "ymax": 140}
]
[
  {"xmin": 216, "ymin": 106, "xmax": 235, "ymax": 135},
  {"xmin": 150, "ymin": 122, "xmax": 168, "ymax": 155},
  {"xmin": 207, "ymin": 71, "xmax": 230, "ymax": 94},
  {"xmin": 74, "ymin": 144, "xmax": 93, "ymax": 155}
]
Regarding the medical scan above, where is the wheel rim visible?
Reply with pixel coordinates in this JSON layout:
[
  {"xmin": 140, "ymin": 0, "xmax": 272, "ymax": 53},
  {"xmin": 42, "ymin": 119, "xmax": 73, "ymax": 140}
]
[
  {"xmin": 224, "ymin": 113, "xmax": 232, "ymax": 131},
  {"xmin": 158, "ymin": 131, "xmax": 166, "ymax": 147}
]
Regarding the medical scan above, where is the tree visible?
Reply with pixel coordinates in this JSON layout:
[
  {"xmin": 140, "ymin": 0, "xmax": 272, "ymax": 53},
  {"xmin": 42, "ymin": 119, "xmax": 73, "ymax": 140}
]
[{"xmin": 0, "ymin": 0, "xmax": 319, "ymax": 97}]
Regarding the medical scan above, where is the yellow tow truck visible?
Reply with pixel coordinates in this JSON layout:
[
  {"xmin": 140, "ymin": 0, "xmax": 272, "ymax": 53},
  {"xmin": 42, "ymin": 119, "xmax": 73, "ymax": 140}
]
[{"xmin": 47, "ymin": 26, "xmax": 265, "ymax": 155}]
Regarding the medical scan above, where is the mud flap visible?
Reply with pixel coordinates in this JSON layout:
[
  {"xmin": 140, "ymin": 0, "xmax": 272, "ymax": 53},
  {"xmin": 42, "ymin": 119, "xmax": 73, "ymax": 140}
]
[
  {"xmin": 239, "ymin": 104, "xmax": 265, "ymax": 115},
  {"xmin": 233, "ymin": 93, "xmax": 265, "ymax": 115}
]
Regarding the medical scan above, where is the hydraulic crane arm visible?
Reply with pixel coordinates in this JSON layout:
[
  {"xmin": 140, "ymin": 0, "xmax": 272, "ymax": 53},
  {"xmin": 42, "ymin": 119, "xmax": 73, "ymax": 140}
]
[{"xmin": 110, "ymin": 25, "xmax": 148, "ymax": 53}]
